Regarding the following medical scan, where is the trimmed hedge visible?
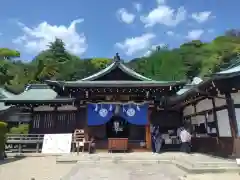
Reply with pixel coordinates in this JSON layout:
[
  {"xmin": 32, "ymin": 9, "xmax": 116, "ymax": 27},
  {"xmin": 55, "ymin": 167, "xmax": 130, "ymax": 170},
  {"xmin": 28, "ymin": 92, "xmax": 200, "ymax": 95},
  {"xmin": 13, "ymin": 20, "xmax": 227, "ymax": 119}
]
[
  {"xmin": 0, "ymin": 121, "xmax": 7, "ymax": 160},
  {"xmin": 9, "ymin": 124, "xmax": 29, "ymax": 134}
]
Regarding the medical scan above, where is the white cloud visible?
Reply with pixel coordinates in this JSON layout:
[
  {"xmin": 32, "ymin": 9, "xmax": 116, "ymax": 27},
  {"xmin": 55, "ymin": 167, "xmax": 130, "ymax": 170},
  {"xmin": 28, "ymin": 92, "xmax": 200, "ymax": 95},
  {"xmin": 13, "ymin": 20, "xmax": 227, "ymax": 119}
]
[
  {"xmin": 191, "ymin": 11, "xmax": 212, "ymax": 23},
  {"xmin": 208, "ymin": 29, "xmax": 214, "ymax": 33},
  {"xmin": 133, "ymin": 3, "xmax": 142, "ymax": 12},
  {"xmin": 117, "ymin": 8, "xmax": 135, "ymax": 24},
  {"xmin": 156, "ymin": 0, "xmax": 166, "ymax": 4},
  {"xmin": 141, "ymin": 5, "xmax": 186, "ymax": 27},
  {"xmin": 166, "ymin": 31, "xmax": 174, "ymax": 36},
  {"xmin": 115, "ymin": 33, "xmax": 156, "ymax": 56},
  {"xmin": 186, "ymin": 29, "xmax": 204, "ymax": 40},
  {"xmin": 13, "ymin": 19, "xmax": 87, "ymax": 55}
]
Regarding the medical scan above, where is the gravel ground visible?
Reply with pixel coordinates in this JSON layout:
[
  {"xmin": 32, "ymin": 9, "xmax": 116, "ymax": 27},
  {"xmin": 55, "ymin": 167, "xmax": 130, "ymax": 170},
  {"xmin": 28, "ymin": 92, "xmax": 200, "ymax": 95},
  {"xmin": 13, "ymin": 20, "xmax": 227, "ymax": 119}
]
[{"xmin": 0, "ymin": 156, "xmax": 75, "ymax": 180}]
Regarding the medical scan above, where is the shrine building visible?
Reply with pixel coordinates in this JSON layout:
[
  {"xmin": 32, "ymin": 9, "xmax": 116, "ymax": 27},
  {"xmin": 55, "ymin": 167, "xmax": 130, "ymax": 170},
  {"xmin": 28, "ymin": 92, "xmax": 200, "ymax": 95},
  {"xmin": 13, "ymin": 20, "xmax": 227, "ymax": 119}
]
[
  {"xmin": 1, "ymin": 54, "xmax": 240, "ymax": 155},
  {"xmin": 0, "ymin": 54, "xmax": 185, "ymax": 151}
]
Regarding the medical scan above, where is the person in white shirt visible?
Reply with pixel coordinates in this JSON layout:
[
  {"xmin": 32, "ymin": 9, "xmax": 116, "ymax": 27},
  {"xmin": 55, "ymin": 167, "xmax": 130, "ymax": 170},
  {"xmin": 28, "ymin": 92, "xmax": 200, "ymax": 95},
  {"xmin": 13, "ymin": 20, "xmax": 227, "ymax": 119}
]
[
  {"xmin": 179, "ymin": 125, "xmax": 191, "ymax": 153},
  {"xmin": 177, "ymin": 127, "xmax": 184, "ymax": 138}
]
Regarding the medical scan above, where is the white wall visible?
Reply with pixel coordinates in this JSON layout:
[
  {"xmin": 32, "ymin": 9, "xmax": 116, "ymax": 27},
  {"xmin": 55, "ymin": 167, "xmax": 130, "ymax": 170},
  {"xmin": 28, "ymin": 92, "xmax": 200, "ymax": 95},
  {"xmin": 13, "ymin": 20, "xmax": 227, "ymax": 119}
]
[
  {"xmin": 182, "ymin": 93, "xmax": 239, "ymax": 137},
  {"xmin": 191, "ymin": 115, "xmax": 205, "ymax": 125},
  {"xmin": 214, "ymin": 97, "xmax": 226, "ymax": 107},
  {"xmin": 234, "ymin": 108, "xmax": 240, "ymax": 137},
  {"xmin": 34, "ymin": 105, "xmax": 77, "ymax": 111},
  {"xmin": 8, "ymin": 113, "xmax": 31, "ymax": 122},
  {"xmin": 232, "ymin": 92, "xmax": 240, "ymax": 104},
  {"xmin": 183, "ymin": 105, "xmax": 194, "ymax": 116},
  {"xmin": 196, "ymin": 99, "xmax": 212, "ymax": 112},
  {"xmin": 217, "ymin": 109, "xmax": 232, "ymax": 137},
  {"xmin": 195, "ymin": 98, "xmax": 226, "ymax": 113}
]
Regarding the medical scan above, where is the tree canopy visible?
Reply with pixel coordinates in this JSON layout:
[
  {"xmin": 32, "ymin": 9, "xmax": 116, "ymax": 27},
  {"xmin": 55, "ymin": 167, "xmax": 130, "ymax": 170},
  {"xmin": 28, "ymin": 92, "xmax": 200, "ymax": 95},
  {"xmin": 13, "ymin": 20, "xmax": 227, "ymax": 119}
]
[{"xmin": 1, "ymin": 32, "xmax": 240, "ymax": 94}]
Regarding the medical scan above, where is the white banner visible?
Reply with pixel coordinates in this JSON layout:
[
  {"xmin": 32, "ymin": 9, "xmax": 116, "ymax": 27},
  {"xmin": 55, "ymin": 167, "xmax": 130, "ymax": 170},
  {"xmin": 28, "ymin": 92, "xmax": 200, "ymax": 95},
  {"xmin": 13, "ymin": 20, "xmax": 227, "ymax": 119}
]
[{"xmin": 42, "ymin": 133, "xmax": 72, "ymax": 154}]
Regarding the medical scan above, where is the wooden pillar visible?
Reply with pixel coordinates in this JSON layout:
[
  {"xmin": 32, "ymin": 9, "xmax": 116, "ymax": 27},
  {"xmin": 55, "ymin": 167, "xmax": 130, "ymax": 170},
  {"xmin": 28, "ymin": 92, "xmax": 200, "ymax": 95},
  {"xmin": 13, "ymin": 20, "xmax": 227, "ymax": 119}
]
[
  {"xmin": 145, "ymin": 108, "xmax": 151, "ymax": 149},
  {"xmin": 204, "ymin": 113, "xmax": 208, "ymax": 133},
  {"xmin": 29, "ymin": 107, "xmax": 34, "ymax": 134},
  {"xmin": 225, "ymin": 92, "xmax": 239, "ymax": 156},
  {"xmin": 53, "ymin": 106, "xmax": 58, "ymax": 133},
  {"xmin": 225, "ymin": 93, "xmax": 238, "ymax": 137},
  {"xmin": 193, "ymin": 104, "xmax": 197, "ymax": 114},
  {"xmin": 211, "ymin": 98, "xmax": 220, "ymax": 137}
]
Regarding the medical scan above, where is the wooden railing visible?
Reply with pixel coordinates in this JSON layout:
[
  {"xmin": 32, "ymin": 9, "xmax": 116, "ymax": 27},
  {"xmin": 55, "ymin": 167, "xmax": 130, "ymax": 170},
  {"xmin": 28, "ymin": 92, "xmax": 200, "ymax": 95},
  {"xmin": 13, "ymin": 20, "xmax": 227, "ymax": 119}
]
[{"xmin": 5, "ymin": 134, "xmax": 44, "ymax": 153}]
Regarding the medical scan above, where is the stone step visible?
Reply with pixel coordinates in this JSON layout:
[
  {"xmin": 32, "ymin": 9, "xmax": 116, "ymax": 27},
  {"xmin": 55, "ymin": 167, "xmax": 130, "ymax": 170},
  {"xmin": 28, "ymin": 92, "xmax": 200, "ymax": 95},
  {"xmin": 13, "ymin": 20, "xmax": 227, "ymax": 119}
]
[{"xmin": 56, "ymin": 155, "xmax": 240, "ymax": 174}]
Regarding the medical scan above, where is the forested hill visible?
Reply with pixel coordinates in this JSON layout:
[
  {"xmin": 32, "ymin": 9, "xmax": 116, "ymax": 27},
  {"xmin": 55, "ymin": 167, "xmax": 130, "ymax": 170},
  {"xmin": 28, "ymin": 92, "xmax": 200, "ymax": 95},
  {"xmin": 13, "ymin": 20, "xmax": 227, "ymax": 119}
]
[{"xmin": 1, "ymin": 30, "xmax": 240, "ymax": 94}]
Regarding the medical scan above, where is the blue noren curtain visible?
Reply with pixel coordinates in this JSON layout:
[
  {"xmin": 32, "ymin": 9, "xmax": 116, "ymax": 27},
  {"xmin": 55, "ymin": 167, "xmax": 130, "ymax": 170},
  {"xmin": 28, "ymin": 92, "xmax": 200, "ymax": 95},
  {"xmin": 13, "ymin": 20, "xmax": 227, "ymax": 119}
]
[
  {"xmin": 121, "ymin": 103, "xmax": 148, "ymax": 125},
  {"xmin": 87, "ymin": 104, "xmax": 115, "ymax": 125}
]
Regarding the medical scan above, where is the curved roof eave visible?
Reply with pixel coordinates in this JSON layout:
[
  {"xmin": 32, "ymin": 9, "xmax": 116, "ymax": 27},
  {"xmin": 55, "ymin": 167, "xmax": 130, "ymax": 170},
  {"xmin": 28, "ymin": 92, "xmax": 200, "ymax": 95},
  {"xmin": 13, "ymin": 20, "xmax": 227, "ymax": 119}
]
[
  {"xmin": 118, "ymin": 63, "xmax": 152, "ymax": 81},
  {"xmin": 80, "ymin": 61, "xmax": 153, "ymax": 81}
]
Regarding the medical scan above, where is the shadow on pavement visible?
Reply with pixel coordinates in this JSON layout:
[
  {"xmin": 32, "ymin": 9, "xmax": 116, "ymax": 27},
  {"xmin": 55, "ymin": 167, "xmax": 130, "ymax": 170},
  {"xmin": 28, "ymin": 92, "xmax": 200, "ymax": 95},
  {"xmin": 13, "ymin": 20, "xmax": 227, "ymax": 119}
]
[{"xmin": 0, "ymin": 156, "xmax": 25, "ymax": 165}]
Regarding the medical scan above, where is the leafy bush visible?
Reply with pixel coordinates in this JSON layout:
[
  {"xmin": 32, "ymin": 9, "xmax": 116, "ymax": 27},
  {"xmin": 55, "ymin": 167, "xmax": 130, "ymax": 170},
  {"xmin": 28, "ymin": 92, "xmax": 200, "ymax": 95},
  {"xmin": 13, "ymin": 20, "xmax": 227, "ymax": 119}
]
[
  {"xmin": 9, "ymin": 124, "xmax": 29, "ymax": 134},
  {"xmin": 0, "ymin": 121, "xmax": 7, "ymax": 160}
]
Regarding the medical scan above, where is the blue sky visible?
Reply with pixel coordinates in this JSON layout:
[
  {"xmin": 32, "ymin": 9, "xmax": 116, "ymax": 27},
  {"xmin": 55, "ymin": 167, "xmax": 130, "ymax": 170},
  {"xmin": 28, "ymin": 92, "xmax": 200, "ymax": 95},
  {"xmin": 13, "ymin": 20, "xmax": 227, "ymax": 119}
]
[{"xmin": 0, "ymin": 0, "xmax": 240, "ymax": 61}]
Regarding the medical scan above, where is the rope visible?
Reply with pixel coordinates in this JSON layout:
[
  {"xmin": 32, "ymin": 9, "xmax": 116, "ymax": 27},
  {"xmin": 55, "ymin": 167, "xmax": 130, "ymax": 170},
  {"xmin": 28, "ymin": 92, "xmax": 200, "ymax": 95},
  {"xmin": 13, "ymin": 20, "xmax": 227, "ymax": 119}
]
[{"xmin": 86, "ymin": 101, "xmax": 149, "ymax": 105}]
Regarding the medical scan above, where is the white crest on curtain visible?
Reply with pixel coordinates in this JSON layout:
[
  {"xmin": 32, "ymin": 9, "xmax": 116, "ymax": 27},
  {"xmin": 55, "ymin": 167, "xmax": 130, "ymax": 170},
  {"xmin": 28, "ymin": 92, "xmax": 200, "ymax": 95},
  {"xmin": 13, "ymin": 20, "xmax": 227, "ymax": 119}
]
[
  {"xmin": 99, "ymin": 108, "xmax": 108, "ymax": 117},
  {"xmin": 127, "ymin": 108, "xmax": 136, "ymax": 117},
  {"xmin": 126, "ymin": 104, "xmax": 135, "ymax": 117}
]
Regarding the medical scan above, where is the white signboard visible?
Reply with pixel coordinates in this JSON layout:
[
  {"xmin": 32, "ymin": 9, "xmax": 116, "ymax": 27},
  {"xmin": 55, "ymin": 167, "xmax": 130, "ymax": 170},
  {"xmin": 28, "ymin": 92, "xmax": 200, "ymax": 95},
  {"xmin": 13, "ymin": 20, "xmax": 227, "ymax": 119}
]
[{"xmin": 42, "ymin": 133, "xmax": 72, "ymax": 154}]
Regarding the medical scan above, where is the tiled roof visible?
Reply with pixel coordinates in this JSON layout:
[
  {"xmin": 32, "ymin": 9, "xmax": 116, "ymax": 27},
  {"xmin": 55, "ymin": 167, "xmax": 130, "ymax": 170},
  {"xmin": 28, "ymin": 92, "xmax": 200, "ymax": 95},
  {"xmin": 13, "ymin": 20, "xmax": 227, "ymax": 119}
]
[
  {"xmin": 0, "ymin": 88, "xmax": 15, "ymax": 111},
  {"xmin": 214, "ymin": 57, "xmax": 240, "ymax": 78},
  {"xmin": 0, "ymin": 84, "xmax": 57, "ymax": 102},
  {"xmin": 80, "ymin": 61, "xmax": 153, "ymax": 81}
]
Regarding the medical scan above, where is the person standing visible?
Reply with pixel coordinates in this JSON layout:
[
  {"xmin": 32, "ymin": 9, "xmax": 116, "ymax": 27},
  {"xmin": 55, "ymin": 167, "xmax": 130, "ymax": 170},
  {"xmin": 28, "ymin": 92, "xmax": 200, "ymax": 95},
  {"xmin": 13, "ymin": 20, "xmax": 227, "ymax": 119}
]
[
  {"xmin": 155, "ymin": 130, "xmax": 163, "ymax": 153},
  {"xmin": 179, "ymin": 126, "xmax": 191, "ymax": 153},
  {"xmin": 150, "ymin": 124, "xmax": 159, "ymax": 153}
]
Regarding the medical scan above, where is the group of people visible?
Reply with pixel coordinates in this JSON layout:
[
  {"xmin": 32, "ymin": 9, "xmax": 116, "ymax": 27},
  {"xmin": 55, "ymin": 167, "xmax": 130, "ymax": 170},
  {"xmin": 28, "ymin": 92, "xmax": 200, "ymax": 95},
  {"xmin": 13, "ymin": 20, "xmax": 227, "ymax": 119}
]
[{"xmin": 150, "ymin": 124, "xmax": 192, "ymax": 153}]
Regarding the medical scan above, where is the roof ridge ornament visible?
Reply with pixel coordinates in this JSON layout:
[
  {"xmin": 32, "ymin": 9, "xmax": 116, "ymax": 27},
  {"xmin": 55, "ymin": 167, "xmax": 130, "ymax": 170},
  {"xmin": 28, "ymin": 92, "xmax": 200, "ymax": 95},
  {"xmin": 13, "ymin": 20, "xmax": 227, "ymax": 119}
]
[{"xmin": 114, "ymin": 53, "xmax": 121, "ymax": 63}]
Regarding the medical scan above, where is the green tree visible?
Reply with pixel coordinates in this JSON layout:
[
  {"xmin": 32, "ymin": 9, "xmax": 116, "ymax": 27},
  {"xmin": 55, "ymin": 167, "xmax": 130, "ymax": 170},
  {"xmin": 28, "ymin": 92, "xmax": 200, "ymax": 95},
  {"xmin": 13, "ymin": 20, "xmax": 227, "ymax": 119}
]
[
  {"xmin": 90, "ymin": 58, "xmax": 112, "ymax": 70},
  {"xmin": 48, "ymin": 38, "xmax": 70, "ymax": 63},
  {"xmin": 0, "ymin": 48, "xmax": 20, "ymax": 60},
  {"xmin": 1, "ymin": 33, "xmax": 240, "ymax": 93}
]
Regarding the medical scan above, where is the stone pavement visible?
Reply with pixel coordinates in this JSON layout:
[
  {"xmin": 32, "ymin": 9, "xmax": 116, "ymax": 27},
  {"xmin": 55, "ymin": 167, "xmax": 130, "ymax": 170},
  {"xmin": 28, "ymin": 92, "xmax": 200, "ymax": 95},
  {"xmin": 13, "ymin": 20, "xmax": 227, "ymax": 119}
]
[
  {"xmin": 0, "ymin": 156, "xmax": 75, "ymax": 180},
  {"xmin": 62, "ymin": 161, "xmax": 186, "ymax": 180},
  {"xmin": 1, "ymin": 152, "xmax": 240, "ymax": 180},
  {"xmin": 57, "ymin": 152, "xmax": 240, "ymax": 173},
  {"xmin": 180, "ymin": 173, "xmax": 240, "ymax": 180}
]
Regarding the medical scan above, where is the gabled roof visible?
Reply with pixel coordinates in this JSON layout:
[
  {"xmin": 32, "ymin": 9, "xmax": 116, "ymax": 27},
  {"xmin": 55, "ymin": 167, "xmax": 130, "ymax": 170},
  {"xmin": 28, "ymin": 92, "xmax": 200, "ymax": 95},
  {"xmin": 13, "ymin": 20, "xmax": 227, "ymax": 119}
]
[
  {"xmin": 168, "ymin": 77, "xmax": 207, "ymax": 107},
  {"xmin": 176, "ymin": 77, "xmax": 203, "ymax": 95},
  {"xmin": 0, "ymin": 84, "xmax": 76, "ymax": 105},
  {"xmin": 213, "ymin": 57, "xmax": 240, "ymax": 79},
  {"xmin": 81, "ymin": 60, "xmax": 153, "ymax": 81},
  {"xmin": 214, "ymin": 65, "xmax": 240, "ymax": 79},
  {"xmin": 16, "ymin": 84, "xmax": 57, "ymax": 100},
  {"xmin": 45, "ymin": 60, "xmax": 187, "ymax": 88},
  {"xmin": 0, "ymin": 84, "xmax": 56, "ymax": 103}
]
